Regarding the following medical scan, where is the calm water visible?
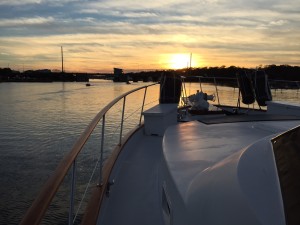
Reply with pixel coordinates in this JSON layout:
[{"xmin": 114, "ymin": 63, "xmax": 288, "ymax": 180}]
[
  {"xmin": 0, "ymin": 80, "xmax": 160, "ymax": 224},
  {"xmin": 0, "ymin": 80, "xmax": 299, "ymax": 224}
]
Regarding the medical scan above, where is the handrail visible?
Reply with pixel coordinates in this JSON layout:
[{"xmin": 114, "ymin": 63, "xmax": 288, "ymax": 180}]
[
  {"xmin": 81, "ymin": 125, "xmax": 144, "ymax": 225},
  {"xmin": 20, "ymin": 82, "xmax": 158, "ymax": 225}
]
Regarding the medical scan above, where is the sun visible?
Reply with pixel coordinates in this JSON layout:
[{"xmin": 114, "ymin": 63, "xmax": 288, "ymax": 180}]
[
  {"xmin": 169, "ymin": 54, "xmax": 190, "ymax": 69},
  {"xmin": 160, "ymin": 53, "xmax": 202, "ymax": 70}
]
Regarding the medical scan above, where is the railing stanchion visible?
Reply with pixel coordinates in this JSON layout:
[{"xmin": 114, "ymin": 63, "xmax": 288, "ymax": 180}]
[
  {"xmin": 199, "ymin": 77, "xmax": 202, "ymax": 92},
  {"xmin": 69, "ymin": 160, "xmax": 76, "ymax": 225},
  {"xmin": 139, "ymin": 87, "xmax": 147, "ymax": 126},
  {"xmin": 99, "ymin": 114, "xmax": 105, "ymax": 185},
  {"xmin": 181, "ymin": 77, "xmax": 187, "ymax": 107},
  {"xmin": 119, "ymin": 96, "xmax": 126, "ymax": 145},
  {"xmin": 214, "ymin": 77, "xmax": 220, "ymax": 105},
  {"xmin": 19, "ymin": 83, "xmax": 158, "ymax": 225}
]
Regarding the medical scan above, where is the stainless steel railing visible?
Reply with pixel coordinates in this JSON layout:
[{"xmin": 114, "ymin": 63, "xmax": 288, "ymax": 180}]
[{"xmin": 20, "ymin": 82, "xmax": 159, "ymax": 225}]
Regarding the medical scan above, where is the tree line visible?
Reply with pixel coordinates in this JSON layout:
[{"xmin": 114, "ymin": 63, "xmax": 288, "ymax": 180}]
[{"xmin": 1, "ymin": 65, "xmax": 299, "ymax": 82}]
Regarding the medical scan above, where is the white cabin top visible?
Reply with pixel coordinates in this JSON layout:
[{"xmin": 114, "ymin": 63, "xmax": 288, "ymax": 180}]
[{"xmin": 162, "ymin": 118, "xmax": 300, "ymax": 225}]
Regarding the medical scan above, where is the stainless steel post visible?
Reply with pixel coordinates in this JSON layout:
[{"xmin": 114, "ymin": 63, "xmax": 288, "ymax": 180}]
[
  {"xmin": 199, "ymin": 77, "xmax": 203, "ymax": 92},
  {"xmin": 119, "ymin": 96, "xmax": 126, "ymax": 145},
  {"xmin": 99, "ymin": 114, "xmax": 105, "ymax": 185},
  {"xmin": 69, "ymin": 160, "xmax": 76, "ymax": 225},
  {"xmin": 214, "ymin": 77, "xmax": 220, "ymax": 105},
  {"xmin": 139, "ymin": 87, "xmax": 147, "ymax": 126}
]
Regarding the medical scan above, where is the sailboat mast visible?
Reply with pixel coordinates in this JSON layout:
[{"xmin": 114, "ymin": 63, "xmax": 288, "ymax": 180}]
[
  {"xmin": 61, "ymin": 46, "xmax": 64, "ymax": 73},
  {"xmin": 190, "ymin": 53, "xmax": 192, "ymax": 69}
]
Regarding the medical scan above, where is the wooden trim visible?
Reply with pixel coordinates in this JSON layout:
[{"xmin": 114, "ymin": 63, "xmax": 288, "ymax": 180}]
[
  {"xmin": 81, "ymin": 125, "xmax": 144, "ymax": 225},
  {"xmin": 20, "ymin": 83, "xmax": 157, "ymax": 225}
]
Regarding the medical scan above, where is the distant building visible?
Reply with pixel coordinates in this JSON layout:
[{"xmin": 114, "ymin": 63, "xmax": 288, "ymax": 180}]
[{"xmin": 114, "ymin": 68, "xmax": 123, "ymax": 75}]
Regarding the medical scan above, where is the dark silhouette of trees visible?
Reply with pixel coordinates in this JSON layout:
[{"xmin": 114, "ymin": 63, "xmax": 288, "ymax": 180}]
[
  {"xmin": 1, "ymin": 65, "xmax": 299, "ymax": 83},
  {"xmin": 0, "ymin": 68, "xmax": 88, "ymax": 82},
  {"xmin": 264, "ymin": 65, "xmax": 300, "ymax": 81}
]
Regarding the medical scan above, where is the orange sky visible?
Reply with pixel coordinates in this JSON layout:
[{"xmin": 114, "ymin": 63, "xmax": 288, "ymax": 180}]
[{"xmin": 1, "ymin": 0, "xmax": 300, "ymax": 73}]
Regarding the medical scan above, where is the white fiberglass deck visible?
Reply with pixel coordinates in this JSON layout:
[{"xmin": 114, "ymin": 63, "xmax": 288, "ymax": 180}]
[
  {"xmin": 97, "ymin": 128, "xmax": 165, "ymax": 225},
  {"xmin": 163, "ymin": 119, "xmax": 300, "ymax": 197},
  {"xmin": 96, "ymin": 111, "xmax": 300, "ymax": 225},
  {"xmin": 162, "ymin": 118, "xmax": 300, "ymax": 225}
]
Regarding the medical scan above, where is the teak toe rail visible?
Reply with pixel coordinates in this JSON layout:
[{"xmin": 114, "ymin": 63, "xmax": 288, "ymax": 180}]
[{"xmin": 20, "ymin": 83, "xmax": 158, "ymax": 225}]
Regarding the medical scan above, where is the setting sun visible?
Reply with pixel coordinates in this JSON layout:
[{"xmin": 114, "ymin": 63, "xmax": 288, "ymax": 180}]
[{"xmin": 169, "ymin": 54, "xmax": 190, "ymax": 69}]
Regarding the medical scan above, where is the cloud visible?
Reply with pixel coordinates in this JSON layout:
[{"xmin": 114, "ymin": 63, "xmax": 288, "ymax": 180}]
[
  {"xmin": 1, "ymin": 0, "xmax": 300, "ymax": 71},
  {"xmin": 0, "ymin": 0, "xmax": 78, "ymax": 6},
  {"xmin": 269, "ymin": 20, "xmax": 288, "ymax": 26},
  {"xmin": 0, "ymin": 16, "xmax": 55, "ymax": 27},
  {"xmin": 0, "ymin": 0, "xmax": 42, "ymax": 6}
]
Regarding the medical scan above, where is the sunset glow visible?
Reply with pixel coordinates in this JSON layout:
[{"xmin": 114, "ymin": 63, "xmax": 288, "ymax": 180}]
[
  {"xmin": 169, "ymin": 54, "xmax": 190, "ymax": 69},
  {"xmin": 0, "ymin": 0, "xmax": 299, "ymax": 72}
]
